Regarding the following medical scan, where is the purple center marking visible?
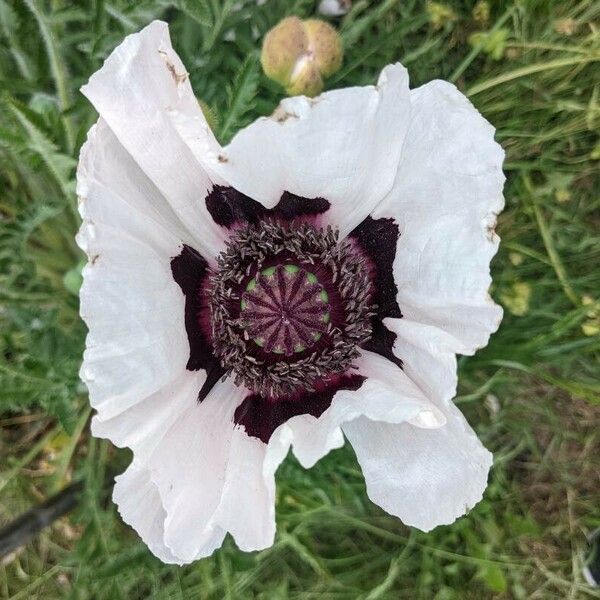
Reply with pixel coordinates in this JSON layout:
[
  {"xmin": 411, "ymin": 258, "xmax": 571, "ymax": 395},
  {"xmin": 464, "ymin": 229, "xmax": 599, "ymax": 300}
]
[{"xmin": 171, "ymin": 188, "xmax": 405, "ymax": 441}]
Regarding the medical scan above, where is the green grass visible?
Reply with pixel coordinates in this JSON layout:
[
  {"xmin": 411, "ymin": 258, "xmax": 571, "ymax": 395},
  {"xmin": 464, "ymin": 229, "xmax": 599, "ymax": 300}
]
[{"xmin": 0, "ymin": 0, "xmax": 599, "ymax": 598}]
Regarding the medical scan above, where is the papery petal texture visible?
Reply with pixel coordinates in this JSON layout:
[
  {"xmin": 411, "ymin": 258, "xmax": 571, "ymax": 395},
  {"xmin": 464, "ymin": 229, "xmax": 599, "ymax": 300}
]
[
  {"xmin": 77, "ymin": 119, "xmax": 190, "ymax": 422},
  {"xmin": 340, "ymin": 79, "xmax": 504, "ymax": 527},
  {"xmin": 80, "ymin": 20, "xmax": 224, "ymax": 257},
  {"xmin": 282, "ymin": 350, "xmax": 446, "ymax": 469},
  {"xmin": 78, "ymin": 19, "xmax": 504, "ymax": 564},
  {"xmin": 113, "ymin": 462, "xmax": 182, "ymax": 564},
  {"xmin": 343, "ymin": 403, "xmax": 493, "ymax": 531},
  {"xmin": 372, "ymin": 79, "xmax": 505, "ymax": 355},
  {"xmin": 181, "ymin": 63, "xmax": 411, "ymax": 237},
  {"xmin": 143, "ymin": 378, "xmax": 285, "ymax": 561}
]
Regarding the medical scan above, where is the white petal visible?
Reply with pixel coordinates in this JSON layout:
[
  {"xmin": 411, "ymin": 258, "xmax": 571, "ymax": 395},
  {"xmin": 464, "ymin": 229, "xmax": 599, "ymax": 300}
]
[
  {"xmin": 343, "ymin": 402, "xmax": 492, "ymax": 531},
  {"xmin": 373, "ymin": 79, "xmax": 505, "ymax": 353},
  {"xmin": 113, "ymin": 461, "xmax": 182, "ymax": 564},
  {"xmin": 91, "ymin": 370, "xmax": 204, "ymax": 460},
  {"xmin": 77, "ymin": 120, "xmax": 198, "ymax": 253},
  {"xmin": 146, "ymin": 378, "xmax": 280, "ymax": 562},
  {"xmin": 383, "ymin": 317, "xmax": 459, "ymax": 406},
  {"xmin": 209, "ymin": 428, "xmax": 281, "ymax": 553},
  {"xmin": 77, "ymin": 120, "xmax": 191, "ymax": 421},
  {"xmin": 80, "ymin": 20, "xmax": 224, "ymax": 256},
  {"xmin": 198, "ymin": 64, "xmax": 410, "ymax": 237},
  {"xmin": 285, "ymin": 350, "xmax": 446, "ymax": 469}
]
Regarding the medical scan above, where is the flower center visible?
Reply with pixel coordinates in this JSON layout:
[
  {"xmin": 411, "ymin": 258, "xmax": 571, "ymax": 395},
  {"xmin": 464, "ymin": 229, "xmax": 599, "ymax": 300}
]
[
  {"xmin": 240, "ymin": 264, "xmax": 330, "ymax": 355},
  {"xmin": 208, "ymin": 220, "xmax": 374, "ymax": 398}
]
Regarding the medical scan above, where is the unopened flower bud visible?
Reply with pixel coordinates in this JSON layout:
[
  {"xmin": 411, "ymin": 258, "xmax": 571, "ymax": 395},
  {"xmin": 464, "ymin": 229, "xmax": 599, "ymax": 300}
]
[
  {"xmin": 261, "ymin": 17, "xmax": 343, "ymax": 97},
  {"xmin": 261, "ymin": 16, "xmax": 308, "ymax": 84},
  {"xmin": 286, "ymin": 57, "xmax": 323, "ymax": 97},
  {"xmin": 304, "ymin": 19, "xmax": 343, "ymax": 78}
]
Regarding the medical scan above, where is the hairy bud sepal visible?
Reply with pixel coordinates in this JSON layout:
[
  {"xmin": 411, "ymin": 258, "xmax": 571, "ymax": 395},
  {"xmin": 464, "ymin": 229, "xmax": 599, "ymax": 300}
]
[{"xmin": 261, "ymin": 17, "xmax": 343, "ymax": 97}]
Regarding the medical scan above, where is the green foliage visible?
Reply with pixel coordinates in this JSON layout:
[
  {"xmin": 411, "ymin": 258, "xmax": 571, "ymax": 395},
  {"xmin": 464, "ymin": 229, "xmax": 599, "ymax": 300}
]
[
  {"xmin": 219, "ymin": 54, "xmax": 261, "ymax": 144},
  {"xmin": 0, "ymin": 0, "xmax": 599, "ymax": 598}
]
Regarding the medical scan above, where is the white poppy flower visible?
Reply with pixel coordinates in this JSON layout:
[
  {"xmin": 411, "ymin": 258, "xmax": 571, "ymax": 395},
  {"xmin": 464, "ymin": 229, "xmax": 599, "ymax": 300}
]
[{"xmin": 77, "ymin": 21, "xmax": 504, "ymax": 564}]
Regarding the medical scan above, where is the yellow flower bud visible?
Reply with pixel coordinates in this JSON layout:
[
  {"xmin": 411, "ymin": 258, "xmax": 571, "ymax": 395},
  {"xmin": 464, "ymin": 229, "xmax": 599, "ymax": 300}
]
[
  {"xmin": 468, "ymin": 29, "xmax": 509, "ymax": 61},
  {"xmin": 261, "ymin": 17, "xmax": 343, "ymax": 97},
  {"xmin": 508, "ymin": 252, "xmax": 523, "ymax": 266},
  {"xmin": 581, "ymin": 319, "xmax": 600, "ymax": 337},
  {"xmin": 582, "ymin": 295, "xmax": 599, "ymax": 318},
  {"xmin": 426, "ymin": 2, "xmax": 457, "ymax": 30},
  {"xmin": 500, "ymin": 281, "xmax": 531, "ymax": 317},
  {"xmin": 472, "ymin": 1, "xmax": 490, "ymax": 27},
  {"xmin": 555, "ymin": 188, "xmax": 572, "ymax": 203}
]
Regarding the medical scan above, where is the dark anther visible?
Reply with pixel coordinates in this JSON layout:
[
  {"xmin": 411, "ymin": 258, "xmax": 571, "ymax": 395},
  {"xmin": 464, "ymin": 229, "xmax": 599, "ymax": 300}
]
[{"xmin": 208, "ymin": 220, "xmax": 375, "ymax": 398}]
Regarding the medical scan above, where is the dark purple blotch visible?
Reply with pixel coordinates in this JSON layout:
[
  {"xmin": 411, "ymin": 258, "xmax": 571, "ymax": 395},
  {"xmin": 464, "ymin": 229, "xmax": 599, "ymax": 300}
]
[
  {"xmin": 349, "ymin": 216, "xmax": 403, "ymax": 369},
  {"xmin": 349, "ymin": 216, "xmax": 402, "ymax": 319},
  {"xmin": 172, "ymin": 189, "xmax": 406, "ymax": 439},
  {"xmin": 206, "ymin": 185, "xmax": 330, "ymax": 228},
  {"xmin": 362, "ymin": 319, "xmax": 403, "ymax": 369},
  {"xmin": 234, "ymin": 374, "xmax": 365, "ymax": 443},
  {"xmin": 170, "ymin": 244, "xmax": 225, "ymax": 401}
]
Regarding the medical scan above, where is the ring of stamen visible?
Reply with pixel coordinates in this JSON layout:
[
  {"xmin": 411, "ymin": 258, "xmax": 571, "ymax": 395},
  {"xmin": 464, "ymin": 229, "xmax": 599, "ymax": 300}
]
[{"xmin": 209, "ymin": 221, "xmax": 374, "ymax": 398}]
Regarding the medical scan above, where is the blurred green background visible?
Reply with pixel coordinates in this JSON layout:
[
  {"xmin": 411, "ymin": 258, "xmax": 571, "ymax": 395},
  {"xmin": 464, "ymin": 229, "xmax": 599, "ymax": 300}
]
[{"xmin": 0, "ymin": 0, "xmax": 599, "ymax": 598}]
